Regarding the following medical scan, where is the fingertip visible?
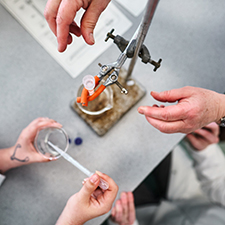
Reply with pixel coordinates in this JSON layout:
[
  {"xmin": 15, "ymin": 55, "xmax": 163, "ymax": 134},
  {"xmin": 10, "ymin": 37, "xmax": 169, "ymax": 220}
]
[
  {"xmin": 56, "ymin": 122, "xmax": 63, "ymax": 128},
  {"xmin": 57, "ymin": 36, "xmax": 68, "ymax": 52},
  {"xmin": 84, "ymin": 32, "xmax": 95, "ymax": 45},
  {"xmin": 88, "ymin": 32, "xmax": 95, "ymax": 45},
  {"xmin": 90, "ymin": 173, "xmax": 100, "ymax": 185},
  {"xmin": 81, "ymin": 28, "xmax": 95, "ymax": 45},
  {"xmin": 111, "ymin": 206, "xmax": 116, "ymax": 217},
  {"xmin": 49, "ymin": 121, "xmax": 63, "ymax": 129},
  {"xmin": 58, "ymin": 44, "xmax": 67, "ymax": 52},
  {"xmin": 138, "ymin": 107, "xmax": 145, "ymax": 114},
  {"xmin": 150, "ymin": 90, "xmax": 158, "ymax": 96},
  {"xmin": 120, "ymin": 192, "xmax": 127, "ymax": 198},
  {"xmin": 82, "ymin": 175, "xmax": 99, "ymax": 191},
  {"xmin": 69, "ymin": 21, "xmax": 82, "ymax": 37},
  {"xmin": 67, "ymin": 34, "xmax": 72, "ymax": 45},
  {"xmin": 116, "ymin": 199, "xmax": 122, "ymax": 208},
  {"xmin": 186, "ymin": 133, "xmax": 194, "ymax": 142},
  {"xmin": 95, "ymin": 170, "xmax": 103, "ymax": 176},
  {"xmin": 127, "ymin": 191, "xmax": 133, "ymax": 198},
  {"xmin": 76, "ymin": 32, "xmax": 82, "ymax": 37},
  {"xmin": 82, "ymin": 178, "xmax": 88, "ymax": 185}
]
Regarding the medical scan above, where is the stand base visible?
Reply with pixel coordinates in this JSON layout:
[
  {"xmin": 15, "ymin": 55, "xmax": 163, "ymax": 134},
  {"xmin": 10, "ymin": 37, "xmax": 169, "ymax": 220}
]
[{"xmin": 71, "ymin": 70, "xmax": 146, "ymax": 136}]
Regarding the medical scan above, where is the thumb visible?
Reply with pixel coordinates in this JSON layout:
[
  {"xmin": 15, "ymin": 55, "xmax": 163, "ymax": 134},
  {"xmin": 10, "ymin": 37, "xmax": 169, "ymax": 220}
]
[
  {"xmin": 79, "ymin": 174, "xmax": 100, "ymax": 201},
  {"xmin": 151, "ymin": 87, "xmax": 190, "ymax": 103},
  {"xmin": 80, "ymin": 1, "xmax": 110, "ymax": 45}
]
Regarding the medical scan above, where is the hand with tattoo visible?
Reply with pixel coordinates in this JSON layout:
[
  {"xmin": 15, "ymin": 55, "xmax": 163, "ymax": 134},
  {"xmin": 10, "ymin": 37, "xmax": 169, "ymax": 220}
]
[{"xmin": 0, "ymin": 117, "xmax": 62, "ymax": 174}]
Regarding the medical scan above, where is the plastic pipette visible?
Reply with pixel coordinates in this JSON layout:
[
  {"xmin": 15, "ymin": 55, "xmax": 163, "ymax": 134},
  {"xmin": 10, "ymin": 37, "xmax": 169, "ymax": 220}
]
[{"xmin": 47, "ymin": 141, "xmax": 109, "ymax": 190}]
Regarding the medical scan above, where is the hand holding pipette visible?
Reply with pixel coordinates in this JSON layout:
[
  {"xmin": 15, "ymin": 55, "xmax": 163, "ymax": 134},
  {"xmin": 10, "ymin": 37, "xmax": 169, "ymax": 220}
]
[
  {"xmin": 56, "ymin": 171, "xmax": 118, "ymax": 225},
  {"xmin": 47, "ymin": 141, "xmax": 109, "ymax": 190}
]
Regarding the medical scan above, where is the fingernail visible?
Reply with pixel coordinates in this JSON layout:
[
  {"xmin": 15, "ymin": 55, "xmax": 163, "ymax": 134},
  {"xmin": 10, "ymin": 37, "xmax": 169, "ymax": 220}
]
[
  {"xmin": 121, "ymin": 192, "xmax": 126, "ymax": 199},
  {"xmin": 90, "ymin": 174, "xmax": 98, "ymax": 184},
  {"xmin": 116, "ymin": 201, "xmax": 121, "ymax": 209},
  {"xmin": 89, "ymin": 33, "xmax": 95, "ymax": 44},
  {"xmin": 95, "ymin": 170, "xmax": 102, "ymax": 176},
  {"xmin": 138, "ymin": 107, "xmax": 144, "ymax": 114},
  {"xmin": 82, "ymin": 178, "xmax": 88, "ymax": 185}
]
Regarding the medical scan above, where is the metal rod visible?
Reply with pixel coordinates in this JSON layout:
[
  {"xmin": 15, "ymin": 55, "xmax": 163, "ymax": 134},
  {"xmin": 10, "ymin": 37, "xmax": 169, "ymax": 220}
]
[{"xmin": 125, "ymin": 0, "xmax": 160, "ymax": 81}]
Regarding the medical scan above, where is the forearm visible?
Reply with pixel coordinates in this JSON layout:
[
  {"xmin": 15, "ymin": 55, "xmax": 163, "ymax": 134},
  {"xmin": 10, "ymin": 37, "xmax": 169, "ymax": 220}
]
[
  {"xmin": 56, "ymin": 216, "xmax": 83, "ymax": 225},
  {"xmin": 0, "ymin": 146, "xmax": 14, "ymax": 173},
  {"xmin": 56, "ymin": 200, "xmax": 84, "ymax": 225},
  {"xmin": 0, "ymin": 145, "xmax": 28, "ymax": 173}
]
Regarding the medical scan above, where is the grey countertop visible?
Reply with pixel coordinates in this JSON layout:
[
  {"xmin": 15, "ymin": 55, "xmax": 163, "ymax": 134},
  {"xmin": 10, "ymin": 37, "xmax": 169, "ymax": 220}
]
[{"xmin": 0, "ymin": 0, "xmax": 225, "ymax": 224}]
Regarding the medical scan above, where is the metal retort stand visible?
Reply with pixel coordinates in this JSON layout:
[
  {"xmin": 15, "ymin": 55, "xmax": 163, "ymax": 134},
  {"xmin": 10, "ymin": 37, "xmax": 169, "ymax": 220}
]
[{"xmin": 71, "ymin": 0, "xmax": 161, "ymax": 136}]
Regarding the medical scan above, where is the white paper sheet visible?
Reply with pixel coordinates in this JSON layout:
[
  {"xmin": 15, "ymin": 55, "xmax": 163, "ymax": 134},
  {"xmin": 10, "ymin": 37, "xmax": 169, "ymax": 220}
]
[
  {"xmin": 115, "ymin": 0, "xmax": 148, "ymax": 17},
  {"xmin": 1, "ymin": 0, "xmax": 132, "ymax": 78}
]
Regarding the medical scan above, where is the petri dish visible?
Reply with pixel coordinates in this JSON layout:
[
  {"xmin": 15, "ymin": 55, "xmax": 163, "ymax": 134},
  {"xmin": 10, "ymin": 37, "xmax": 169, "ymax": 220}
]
[{"xmin": 34, "ymin": 127, "xmax": 69, "ymax": 160}]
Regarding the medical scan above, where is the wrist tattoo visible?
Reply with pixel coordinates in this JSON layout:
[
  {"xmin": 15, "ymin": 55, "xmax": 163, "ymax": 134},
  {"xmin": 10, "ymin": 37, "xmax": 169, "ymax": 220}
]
[{"xmin": 11, "ymin": 144, "xmax": 29, "ymax": 162}]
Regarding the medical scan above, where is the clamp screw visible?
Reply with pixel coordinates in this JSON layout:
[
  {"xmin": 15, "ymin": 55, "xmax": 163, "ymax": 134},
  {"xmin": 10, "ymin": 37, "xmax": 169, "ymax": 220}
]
[
  {"xmin": 115, "ymin": 81, "xmax": 128, "ymax": 95},
  {"xmin": 98, "ymin": 63, "xmax": 109, "ymax": 75},
  {"xmin": 105, "ymin": 29, "xmax": 115, "ymax": 42},
  {"xmin": 102, "ymin": 65, "xmax": 109, "ymax": 72},
  {"xmin": 111, "ymin": 74, "xmax": 117, "ymax": 80},
  {"xmin": 149, "ymin": 58, "xmax": 162, "ymax": 72}
]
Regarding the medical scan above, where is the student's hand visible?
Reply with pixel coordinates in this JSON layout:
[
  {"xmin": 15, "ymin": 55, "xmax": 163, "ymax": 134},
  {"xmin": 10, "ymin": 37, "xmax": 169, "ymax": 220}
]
[
  {"xmin": 138, "ymin": 86, "xmax": 225, "ymax": 134},
  {"xmin": 110, "ymin": 192, "xmax": 136, "ymax": 225},
  {"xmin": 186, "ymin": 122, "xmax": 220, "ymax": 151},
  {"xmin": 14, "ymin": 117, "xmax": 62, "ymax": 163},
  {"xmin": 0, "ymin": 117, "xmax": 62, "ymax": 173},
  {"xmin": 56, "ymin": 171, "xmax": 118, "ymax": 225},
  {"xmin": 44, "ymin": 0, "xmax": 111, "ymax": 52}
]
